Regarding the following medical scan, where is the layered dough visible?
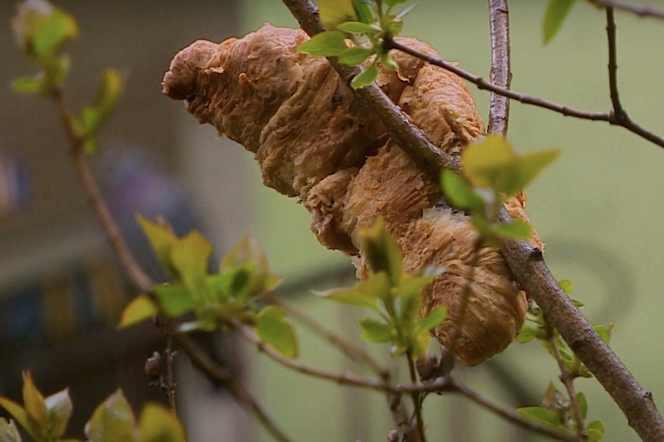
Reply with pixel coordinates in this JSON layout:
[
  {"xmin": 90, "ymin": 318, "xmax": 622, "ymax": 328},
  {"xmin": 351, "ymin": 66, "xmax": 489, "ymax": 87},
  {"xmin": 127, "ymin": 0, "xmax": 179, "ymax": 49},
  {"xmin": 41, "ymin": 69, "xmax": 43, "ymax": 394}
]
[{"xmin": 163, "ymin": 24, "xmax": 541, "ymax": 365}]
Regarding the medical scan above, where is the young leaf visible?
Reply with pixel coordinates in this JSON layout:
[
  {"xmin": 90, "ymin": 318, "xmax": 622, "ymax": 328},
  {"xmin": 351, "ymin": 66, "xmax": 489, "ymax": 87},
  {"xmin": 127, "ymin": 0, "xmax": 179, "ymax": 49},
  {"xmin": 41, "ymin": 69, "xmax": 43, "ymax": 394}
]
[
  {"xmin": 379, "ymin": 52, "xmax": 399, "ymax": 72},
  {"xmin": 138, "ymin": 404, "xmax": 185, "ymax": 442},
  {"xmin": 558, "ymin": 279, "xmax": 573, "ymax": 295},
  {"xmin": 0, "ymin": 418, "xmax": 22, "ymax": 442},
  {"xmin": 11, "ymin": 76, "xmax": 42, "ymax": 94},
  {"xmin": 440, "ymin": 170, "xmax": 484, "ymax": 211},
  {"xmin": 543, "ymin": 0, "xmax": 576, "ymax": 44},
  {"xmin": 221, "ymin": 235, "xmax": 281, "ymax": 297},
  {"xmin": 586, "ymin": 420, "xmax": 606, "ymax": 442},
  {"xmin": 154, "ymin": 285, "xmax": 196, "ymax": 317},
  {"xmin": 297, "ymin": 31, "xmax": 348, "ymax": 56},
  {"xmin": 512, "ymin": 150, "xmax": 560, "ymax": 192},
  {"xmin": 79, "ymin": 69, "xmax": 123, "ymax": 137},
  {"xmin": 256, "ymin": 306, "xmax": 299, "ymax": 359},
  {"xmin": 516, "ymin": 407, "xmax": 560, "ymax": 428},
  {"xmin": 351, "ymin": 62, "xmax": 379, "ymax": 89},
  {"xmin": 493, "ymin": 220, "xmax": 532, "ymax": 240},
  {"xmin": 359, "ymin": 319, "xmax": 393, "ymax": 343},
  {"xmin": 136, "ymin": 215, "xmax": 179, "ymax": 277},
  {"xmin": 336, "ymin": 21, "xmax": 379, "ymax": 34},
  {"xmin": 44, "ymin": 389, "xmax": 72, "ymax": 438},
  {"xmin": 0, "ymin": 398, "xmax": 39, "ymax": 441},
  {"xmin": 576, "ymin": 392, "xmax": 588, "ymax": 420},
  {"xmin": 118, "ymin": 296, "xmax": 158, "ymax": 329},
  {"xmin": 413, "ymin": 307, "xmax": 447, "ymax": 335},
  {"xmin": 359, "ymin": 218, "xmax": 402, "ymax": 285},
  {"xmin": 314, "ymin": 287, "xmax": 379, "ymax": 309},
  {"xmin": 85, "ymin": 390, "xmax": 137, "ymax": 442},
  {"xmin": 352, "ymin": 0, "xmax": 374, "ymax": 24},
  {"xmin": 319, "ymin": 0, "xmax": 358, "ymax": 30},
  {"xmin": 338, "ymin": 47, "xmax": 374, "ymax": 66},
  {"xmin": 32, "ymin": 8, "xmax": 78, "ymax": 61},
  {"xmin": 386, "ymin": 0, "xmax": 409, "ymax": 6},
  {"xmin": 22, "ymin": 372, "xmax": 48, "ymax": 438},
  {"xmin": 594, "ymin": 324, "xmax": 611, "ymax": 344},
  {"xmin": 170, "ymin": 230, "xmax": 213, "ymax": 290},
  {"xmin": 394, "ymin": 273, "xmax": 434, "ymax": 321},
  {"xmin": 461, "ymin": 134, "xmax": 516, "ymax": 189},
  {"xmin": 516, "ymin": 324, "xmax": 537, "ymax": 343}
]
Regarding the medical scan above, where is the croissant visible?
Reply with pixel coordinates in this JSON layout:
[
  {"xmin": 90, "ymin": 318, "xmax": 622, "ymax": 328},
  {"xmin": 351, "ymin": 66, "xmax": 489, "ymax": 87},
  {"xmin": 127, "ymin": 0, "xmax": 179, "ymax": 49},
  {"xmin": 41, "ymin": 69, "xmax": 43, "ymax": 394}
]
[{"xmin": 162, "ymin": 23, "xmax": 542, "ymax": 365}]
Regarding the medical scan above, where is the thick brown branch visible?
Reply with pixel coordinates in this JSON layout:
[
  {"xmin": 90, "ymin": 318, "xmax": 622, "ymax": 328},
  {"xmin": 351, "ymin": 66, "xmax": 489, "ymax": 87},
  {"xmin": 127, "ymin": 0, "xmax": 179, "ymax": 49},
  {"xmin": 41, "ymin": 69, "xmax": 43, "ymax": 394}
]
[
  {"xmin": 588, "ymin": 0, "xmax": 664, "ymax": 20},
  {"xmin": 280, "ymin": 1, "xmax": 664, "ymax": 440},
  {"xmin": 488, "ymin": 0, "xmax": 511, "ymax": 136}
]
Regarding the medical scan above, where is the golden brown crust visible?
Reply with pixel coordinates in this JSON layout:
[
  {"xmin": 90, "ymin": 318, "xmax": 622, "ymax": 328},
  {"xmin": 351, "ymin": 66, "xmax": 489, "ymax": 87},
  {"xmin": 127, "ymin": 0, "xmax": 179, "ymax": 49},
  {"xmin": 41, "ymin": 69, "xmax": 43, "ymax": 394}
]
[{"xmin": 163, "ymin": 23, "xmax": 540, "ymax": 365}]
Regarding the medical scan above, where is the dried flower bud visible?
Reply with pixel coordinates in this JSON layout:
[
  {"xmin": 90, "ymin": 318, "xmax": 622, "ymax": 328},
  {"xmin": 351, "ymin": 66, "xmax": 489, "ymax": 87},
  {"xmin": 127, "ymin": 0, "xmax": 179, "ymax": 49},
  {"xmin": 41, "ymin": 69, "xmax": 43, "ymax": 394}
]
[{"xmin": 145, "ymin": 351, "xmax": 161, "ymax": 378}]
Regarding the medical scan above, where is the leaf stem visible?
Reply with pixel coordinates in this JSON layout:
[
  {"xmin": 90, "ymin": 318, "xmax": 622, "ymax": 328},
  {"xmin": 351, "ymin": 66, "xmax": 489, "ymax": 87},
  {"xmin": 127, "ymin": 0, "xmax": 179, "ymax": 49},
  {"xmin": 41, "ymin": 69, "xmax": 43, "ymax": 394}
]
[{"xmin": 406, "ymin": 349, "xmax": 427, "ymax": 442}]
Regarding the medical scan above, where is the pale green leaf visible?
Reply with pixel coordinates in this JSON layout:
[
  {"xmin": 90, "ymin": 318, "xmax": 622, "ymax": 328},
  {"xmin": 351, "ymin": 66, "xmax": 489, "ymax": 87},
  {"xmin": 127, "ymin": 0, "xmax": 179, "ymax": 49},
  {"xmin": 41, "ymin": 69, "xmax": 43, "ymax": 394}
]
[
  {"xmin": 516, "ymin": 407, "xmax": 560, "ymax": 428},
  {"xmin": 256, "ymin": 306, "xmax": 299, "ymax": 359},
  {"xmin": 170, "ymin": 230, "xmax": 213, "ymax": 290},
  {"xmin": 586, "ymin": 420, "xmax": 606, "ymax": 441},
  {"xmin": 44, "ymin": 389, "xmax": 72, "ymax": 438},
  {"xmin": 136, "ymin": 215, "xmax": 179, "ymax": 277},
  {"xmin": 138, "ymin": 404, "xmax": 185, "ymax": 442},
  {"xmin": 319, "ymin": 0, "xmax": 358, "ymax": 30},
  {"xmin": 118, "ymin": 296, "xmax": 157, "ymax": 329},
  {"xmin": 337, "ymin": 21, "xmax": 379, "ymax": 34},
  {"xmin": 32, "ymin": 8, "xmax": 78, "ymax": 60},
  {"xmin": 558, "ymin": 279, "xmax": 573, "ymax": 295},
  {"xmin": 543, "ymin": 0, "xmax": 576, "ymax": 44},
  {"xmin": 493, "ymin": 220, "xmax": 532, "ymax": 240},
  {"xmin": 314, "ymin": 287, "xmax": 379, "ymax": 309},
  {"xmin": 413, "ymin": 307, "xmax": 447, "ymax": 335},
  {"xmin": 297, "ymin": 31, "xmax": 348, "ymax": 56},
  {"xmin": 440, "ymin": 170, "xmax": 484, "ymax": 211},
  {"xmin": 515, "ymin": 325, "xmax": 537, "ymax": 343},
  {"xmin": 359, "ymin": 319, "xmax": 393, "ymax": 343},
  {"xmin": 338, "ymin": 46, "xmax": 374, "ymax": 66},
  {"xmin": 22, "ymin": 372, "xmax": 48, "ymax": 438},
  {"xmin": 576, "ymin": 392, "xmax": 588, "ymax": 420},
  {"xmin": 461, "ymin": 134, "xmax": 516, "ymax": 189},
  {"xmin": 0, "ymin": 418, "xmax": 22, "ymax": 442},
  {"xmin": 154, "ymin": 285, "xmax": 195, "ymax": 317},
  {"xmin": 512, "ymin": 150, "xmax": 560, "ymax": 192},
  {"xmin": 359, "ymin": 218, "xmax": 402, "ymax": 284},
  {"xmin": 85, "ymin": 390, "xmax": 137, "ymax": 442},
  {"xmin": 0, "ymin": 398, "xmax": 39, "ymax": 441},
  {"xmin": 351, "ymin": 62, "xmax": 378, "ymax": 89},
  {"xmin": 11, "ymin": 76, "xmax": 42, "ymax": 94}
]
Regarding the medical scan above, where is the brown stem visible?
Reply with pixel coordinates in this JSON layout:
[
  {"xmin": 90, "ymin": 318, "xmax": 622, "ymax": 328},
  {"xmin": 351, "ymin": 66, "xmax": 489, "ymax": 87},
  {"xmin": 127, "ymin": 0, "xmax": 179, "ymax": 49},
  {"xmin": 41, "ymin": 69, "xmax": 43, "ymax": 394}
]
[
  {"xmin": 280, "ymin": 2, "xmax": 664, "ymax": 440},
  {"xmin": 588, "ymin": 0, "xmax": 664, "ymax": 20},
  {"xmin": 450, "ymin": 378, "xmax": 581, "ymax": 442},
  {"xmin": 547, "ymin": 331, "xmax": 586, "ymax": 439},
  {"xmin": 488, "ymin": 0, "xmax": 511, "ymax": 136},
  {"xmin": 605, "ymin": 7, "xmax": 624, "ymax": 121},
  {"xmin": 165, "ymin": 334, "xmax": 177, "ymax": 414},
  {"xmin": 406, "ymin": 350, "xmax": 426, "ymax": 442}
]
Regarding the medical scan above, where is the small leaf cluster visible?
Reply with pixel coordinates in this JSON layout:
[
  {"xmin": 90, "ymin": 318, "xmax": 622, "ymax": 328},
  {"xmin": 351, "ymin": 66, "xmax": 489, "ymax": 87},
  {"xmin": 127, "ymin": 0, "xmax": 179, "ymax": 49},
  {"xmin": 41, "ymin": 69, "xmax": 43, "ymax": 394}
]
[
  {"xmin": 11, "ymin": 0, "xmax": 122, "ymax": 154},
  {"xmin": 0, "ymin": 372, "xmax": 184, "ymax": 442},
  {"xmin": 516, "ymin": 280, "xmax": 611, "ymax": 441},
  {"xmin": 298, "ymin": 0, "xmax": 415, "ymax": 88},
  {"xmin": 518, "ymin": 384, "xmax": 606, "ymax": 441},
  {"xmin": 119, "ymin": 216, "xmax": 298, "ymax": 359},
  {"xmin": 441, "ymin": 135, "xmax": 559, "ymax": 247},
  {"xmin": 316, "ymin": 218, "xmax": 446, "ymax": 358}
]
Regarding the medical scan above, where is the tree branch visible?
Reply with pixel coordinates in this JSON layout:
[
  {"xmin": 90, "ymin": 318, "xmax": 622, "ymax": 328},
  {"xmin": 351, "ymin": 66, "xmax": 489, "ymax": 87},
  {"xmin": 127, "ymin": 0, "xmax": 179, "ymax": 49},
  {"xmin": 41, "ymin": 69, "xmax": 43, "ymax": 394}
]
[
  {"xmin": 588, "ymin": 0, "xmax": 664, "ymax": 20},
  {"xmin": 405, "ymin": 350, "xmax": 426, "ymax": 442},
  {"xmin": 279, "ymin": 1, "xmax": 664, "ymax": 441},
  {"xmin": 488, "ymin": 0, "xmax": 511, "ymax": 136}
]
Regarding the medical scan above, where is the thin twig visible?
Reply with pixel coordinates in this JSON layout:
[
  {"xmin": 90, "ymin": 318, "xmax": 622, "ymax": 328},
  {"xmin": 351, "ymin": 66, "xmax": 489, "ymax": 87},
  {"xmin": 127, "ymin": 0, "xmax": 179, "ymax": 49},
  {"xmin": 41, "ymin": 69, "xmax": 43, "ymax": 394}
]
[
  {"xmin": 263, "ymin": 292, "xmax": 386, "ymax": 377},
  {"xmin": 280, "ymin": 2, "xmax": 664, "ymax": 440},
  {"xmin": 449, "ymin": 378, "xmax": 581, "ymax": 442},
  {"xmin": 587, "ymin": 0, "xmax": 664, "ymax": 20},
  {"xmin": 488, "ymin": 0, "xmax": 511, "ymax": 136},
  {"xmin": 547, "ymin": 331, "xmax": 586, "ymax": 440},
  {"xmin": 406, "ymin": 350, "xmax": 426, "ymax": 442},
  {"xmin": 165, "ymin": 334, "xmax": 177, "ymax": 414},
  {"xmin": 605, "ymin": 7, "xmax": 625, "ymax": 121},
  {"xmin": 383, "ymin": 38, "xmax": 664, "ymax": 150},
  {"xmin": 174, "ymin": 333, "xmax": 292, "ymax": 442}
]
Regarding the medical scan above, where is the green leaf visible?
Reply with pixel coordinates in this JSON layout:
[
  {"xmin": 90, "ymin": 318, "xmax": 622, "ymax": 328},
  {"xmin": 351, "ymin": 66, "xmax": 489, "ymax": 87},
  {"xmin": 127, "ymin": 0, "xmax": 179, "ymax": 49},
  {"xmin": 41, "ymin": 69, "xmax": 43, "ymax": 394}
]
[
  {"xmin": 154, "ymin": 285, "xmax": 196, "ymax": 317},
  {"xmin": 594, "ymin": 324, "xmax": 611, "ymax": 344},
  {"xmin": 31, "ymin": 8, "xmax": 78, "ymax": 60},
  {"xmin": 256, "ymin": 306, "xmax": 299, "ymax": 359},
  {"xmin": 351, "ymin": 62, "xmax": 379, "ymax": 89},
  {"xmin": 338, "ymin": 47, "xmax": 374, "ymax": 66},
  {"xmin": 394, "ymin": 273, "xmax": 434, "ymax": 321},
  {"xmin": 352, "ymin": 0, "xmax": 374, "ymax": 24},
  {"xmin": 359, "ymin": 319, "xmax": 393, "ymax": 343},
  {"xmin": 576, "ymin": 392, "xmax": 588, "ymax": 420},
  {"xmin": 297, "ymin": 31, "xmax": 348, "ymax": 56},
  {"xmin": 462, "ymin": 135, "xmax": 516, "ymax": 189},
  {"xmin": 79, "ymin": 69, "xmax": 123, "ymax": 137},
  {"xmin": 221, "ymin": 235, "xmax": 281, "ymax": 297},
  {"xmin": 118, "ymin": 296, "xmax": 158, "ymax": 328},
  {"xmin": 85, "ymin": 390, "xmax": 137, "ymax": 442},
  {"xmin": 543, "ymin": 0, "xmax": 576, "ymax": 44},
  {"xmin": 413, "ymin": 307, "xmax": 447, "ymax": 335},
  {"xmin": 136, "ymin": 215, "xmax": 179, "ymax": 277},
  {"xmin": 44, "ymin": 389, "xmax": 72, "ymax": 438},
  {"xmin": 337, "ymin": 21, "xmax": 379, "ymax": 34},
  {"xmin": 512, "ymin": 150, "xmax": 560, "ymax": 192},
  {"xmin": 493, "ymin": 220, "xmax": 532, "ymax": 240},
  {"xmin": 379, "ymin": 51, "xmax": 399, "ymax": 72},
  {"xmin": 440, "ymin": 170, "xmax": 484, "ymax": 211},
  {"xmin": 558, "ymin": 279, "xmax": 573, "ymax": 295},
  {"xmin": 22, "ymin": 372, "xmax": 48, "ymax": 439},
  {"xmin": 516, "ymin": 407, "xmax": 560, "ymax": 428},
  {"xmin": 386, "ymin": 0, "xmax": 408, "ymax": 6},
  {"xmin": 82, "ymin": 138, "xmax": 99, "ymax": 154},
  {"xmin": 319, "ymin": 0, "xmax": 358, "ymax": 30},
  {"xmin": 359, "ymin": 218, "xmax": 402, "ymax": 284},
  {"xmin": 516, "ymin": 325, "xmax": 537, "ymax": 343},
  {"xmin": 314, "ymin": 287, "xmax": 379, "ymax": 309},
  {"xmin": 0, "ymin": 398, "xmax": 39, "ymax": 441},
  {"xmin": 0, "ymin": 418, "xmax": 22, "ymax": 442},
  {"xmin": 11, "ymin": 76, "xmax": 42, "ymax": 94},
  {"xmin": 170, "ymin": 230, "xmax": 213, "ymax": 290},
  {"xmin": 138, "ymin": 404, "xmax": 185, "ymax": 442},
  {"xmin": 586, "ymin": 420, "xmax": 606, "ymax": 441}
]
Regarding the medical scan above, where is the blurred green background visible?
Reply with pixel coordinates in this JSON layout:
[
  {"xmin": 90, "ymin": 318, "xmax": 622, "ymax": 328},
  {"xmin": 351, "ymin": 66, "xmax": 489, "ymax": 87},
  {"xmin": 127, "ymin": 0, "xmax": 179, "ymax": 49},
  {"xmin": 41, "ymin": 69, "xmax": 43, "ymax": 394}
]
[{"xmin": 240, "ymin": 1, "xmax": 664, "ymax": 441}]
